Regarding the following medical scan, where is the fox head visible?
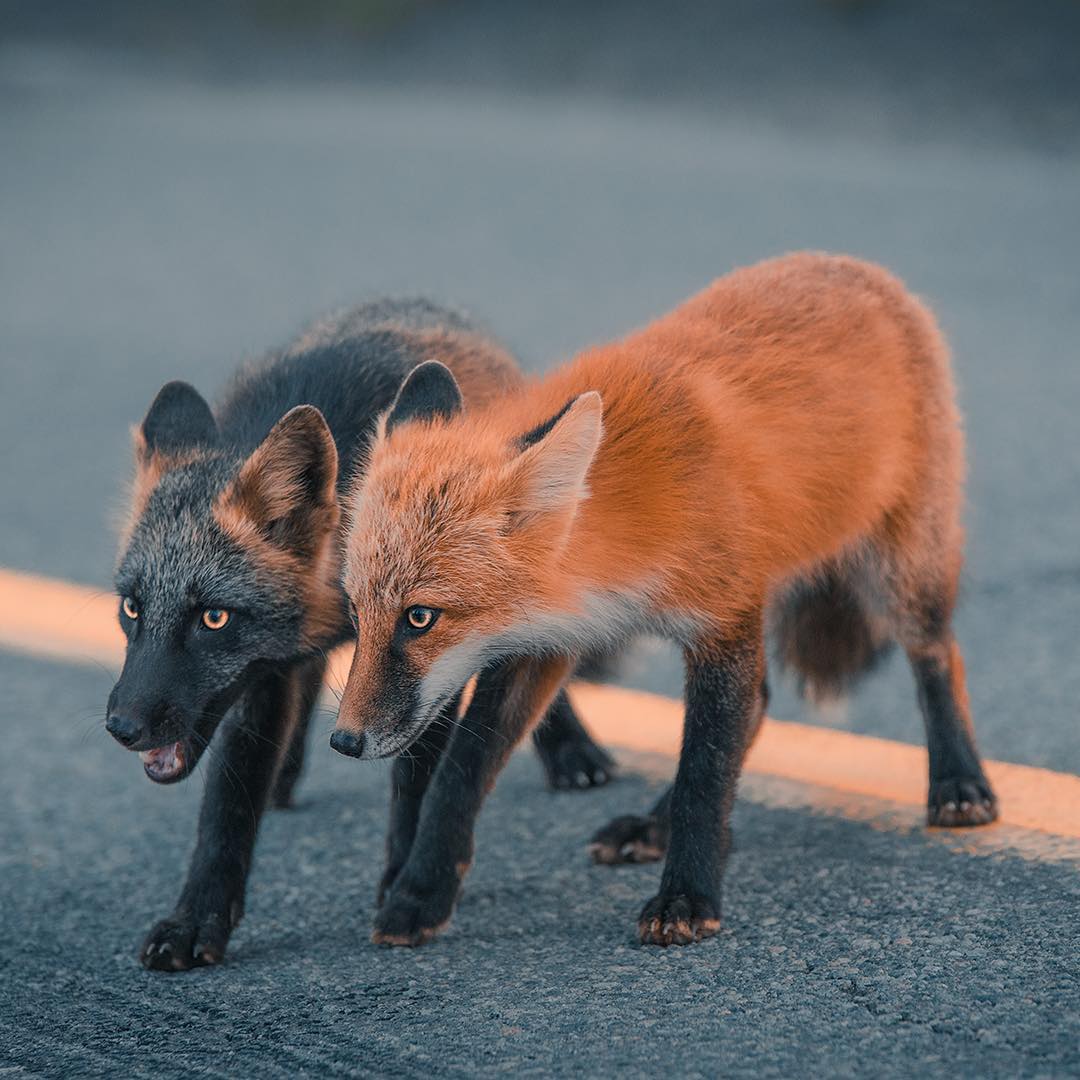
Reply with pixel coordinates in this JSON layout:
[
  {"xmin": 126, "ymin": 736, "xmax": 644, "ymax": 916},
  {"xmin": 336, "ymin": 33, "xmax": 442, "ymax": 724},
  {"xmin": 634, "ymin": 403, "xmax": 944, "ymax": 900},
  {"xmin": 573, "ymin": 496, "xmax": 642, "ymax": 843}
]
[
  {"xmin": 333, "ymin": 361, "xmax": 603, "ymax": 760},
  {"xmin": 107, "ymin": 381, "xmax": 343, "ymax": 783}
]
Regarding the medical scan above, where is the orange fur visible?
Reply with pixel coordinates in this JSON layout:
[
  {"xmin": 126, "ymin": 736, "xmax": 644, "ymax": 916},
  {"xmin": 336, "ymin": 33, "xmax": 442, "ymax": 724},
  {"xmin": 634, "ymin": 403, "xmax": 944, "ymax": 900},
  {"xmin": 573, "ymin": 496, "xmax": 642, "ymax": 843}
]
[
  {"xmin": 338, "ymin": 253, "xmax": 996, "ymax": 949},
  {"xmin": 340, "ymin": 252, "xmax": 966, "ymax": 730}
]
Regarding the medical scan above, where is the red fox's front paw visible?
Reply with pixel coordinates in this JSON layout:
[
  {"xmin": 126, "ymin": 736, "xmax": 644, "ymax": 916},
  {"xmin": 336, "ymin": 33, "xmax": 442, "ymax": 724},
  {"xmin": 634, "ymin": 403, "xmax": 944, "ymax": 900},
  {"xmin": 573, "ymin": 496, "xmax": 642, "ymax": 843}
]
[
  {"xmin": 140, "ymin": 908, "xmax": 235, "ymax": 971},
  {"xmin": 590, "ymin": 813, "xmax": 667, "ymax": 864},
  {"xmin": 928, "ymin": 777, "xmax": 998, "ymax": 827},
  {"xmin": 372, "ymin": 881, "xmax": 456, "ymax": 947},
  {"xmin": 637, "ymin": 893, "xmax": 720, "ymax": 947}
]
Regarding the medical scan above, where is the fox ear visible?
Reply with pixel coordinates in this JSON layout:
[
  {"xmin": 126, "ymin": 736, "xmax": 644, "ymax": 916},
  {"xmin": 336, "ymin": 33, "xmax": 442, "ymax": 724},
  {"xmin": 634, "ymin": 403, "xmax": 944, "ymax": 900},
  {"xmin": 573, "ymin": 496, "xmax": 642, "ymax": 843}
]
[
  {"xmin": 508, "ymin": 392, "xmax": 603, "ymax": 520},
  {"xmin": 218, "ymin": 405, "xmax": 339, "ymax": 553},
  {"xmin": 385, "ymin": 361, "xmax": 463, "ymax": 436},
  {"xmin": 139, "ymin": 381, "xmax": 218, "ymax": 459}
]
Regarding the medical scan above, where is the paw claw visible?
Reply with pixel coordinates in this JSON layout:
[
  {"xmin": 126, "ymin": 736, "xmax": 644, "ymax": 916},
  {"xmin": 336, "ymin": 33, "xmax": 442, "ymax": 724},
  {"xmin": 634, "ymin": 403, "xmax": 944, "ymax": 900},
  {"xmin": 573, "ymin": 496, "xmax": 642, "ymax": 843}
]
[
  {"xmin": 140, "ymin": 910, "xmax": 233, "ymax": 972},
  {"xmin": 638, "ymin": 894, "xmax": 719, "ymax": 947},
  {"xmin": 928, "ymin": 777, "xmax": 999, "ymax": 828}
]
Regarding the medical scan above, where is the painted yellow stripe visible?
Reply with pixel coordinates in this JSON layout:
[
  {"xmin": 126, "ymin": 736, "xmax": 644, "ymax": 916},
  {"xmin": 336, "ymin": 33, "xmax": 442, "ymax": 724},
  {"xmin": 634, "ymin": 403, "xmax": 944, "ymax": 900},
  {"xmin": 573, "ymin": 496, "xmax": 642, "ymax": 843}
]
[
  {"xmin": 0, "ymin": 568, "xmax": 123, "ymax": 667},
  {"xmin": 566, "ymin": 683, "xmax": 1080, "ymax": 845},
  {"xmin": 3, "ymin": 566, "xmax": 1079, "ymax": 848}
]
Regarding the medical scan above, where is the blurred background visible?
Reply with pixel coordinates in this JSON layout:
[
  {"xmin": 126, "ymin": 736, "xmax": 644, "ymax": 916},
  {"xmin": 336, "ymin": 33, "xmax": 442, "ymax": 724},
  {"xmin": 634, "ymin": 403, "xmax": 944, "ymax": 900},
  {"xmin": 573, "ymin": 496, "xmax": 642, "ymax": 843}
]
[{"xmin": 2, "ymin": 0, "xmax": 1079, "ymax": 769}]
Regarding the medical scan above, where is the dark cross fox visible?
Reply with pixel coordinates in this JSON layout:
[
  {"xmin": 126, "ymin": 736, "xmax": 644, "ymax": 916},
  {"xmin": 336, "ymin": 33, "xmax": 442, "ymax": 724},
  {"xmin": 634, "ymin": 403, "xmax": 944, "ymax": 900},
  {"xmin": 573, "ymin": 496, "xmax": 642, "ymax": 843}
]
[{"xmin": 107, "ymin": 299, "xmax": 613, "ymax": 971}]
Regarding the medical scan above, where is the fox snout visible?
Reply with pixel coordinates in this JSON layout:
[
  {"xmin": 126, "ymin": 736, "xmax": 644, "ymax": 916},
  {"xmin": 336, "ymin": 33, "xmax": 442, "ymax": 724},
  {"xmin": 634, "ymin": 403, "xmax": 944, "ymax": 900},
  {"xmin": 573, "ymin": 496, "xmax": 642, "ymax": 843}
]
[
  {"xmin": 105, "ymin": 684, "xmax": 177, "ymax": 751},
  {"xmin": 105, "ymin": 710, "xmax": 149, "ymax": 748},
  {"xmin": 331, "ymin": 637, "xmax": 428, "ymax": 759},
  {"xmin": 329, "ymin": 728, "xmax": 365, "ymax": 758}
]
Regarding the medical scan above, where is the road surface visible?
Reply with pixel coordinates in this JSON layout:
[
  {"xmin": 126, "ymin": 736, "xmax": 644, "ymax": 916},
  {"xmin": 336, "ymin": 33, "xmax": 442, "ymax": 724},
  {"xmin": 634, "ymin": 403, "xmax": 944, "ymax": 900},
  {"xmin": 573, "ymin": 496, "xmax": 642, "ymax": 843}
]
[{"xmin": 1, "ymin": 3, "xmax": 1078, "ymax": 1075}]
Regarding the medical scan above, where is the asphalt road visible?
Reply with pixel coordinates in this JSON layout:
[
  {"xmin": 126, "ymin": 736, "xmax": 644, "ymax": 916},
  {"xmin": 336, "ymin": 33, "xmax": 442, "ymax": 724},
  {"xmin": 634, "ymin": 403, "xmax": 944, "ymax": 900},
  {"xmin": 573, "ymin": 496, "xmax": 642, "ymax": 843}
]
[
  {"xmin": 1, "ymin": 3, "xmax": 1078, "ymax": 1076},
  {"xmin": 3, "ymin": 649, "xmax": 1078, "ymax": 1079}
]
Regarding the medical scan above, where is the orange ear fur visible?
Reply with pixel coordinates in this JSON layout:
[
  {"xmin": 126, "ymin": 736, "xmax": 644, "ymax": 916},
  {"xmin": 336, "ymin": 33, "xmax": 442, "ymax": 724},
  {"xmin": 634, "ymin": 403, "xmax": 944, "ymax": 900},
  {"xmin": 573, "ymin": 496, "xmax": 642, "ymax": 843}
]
[
  {"xmin": 509, "ymin": 391, "xmax": 603, "ymax": 517},
  {"xmin": 217, "ymin": 405, "xmax": 339, "ymax": 552}
]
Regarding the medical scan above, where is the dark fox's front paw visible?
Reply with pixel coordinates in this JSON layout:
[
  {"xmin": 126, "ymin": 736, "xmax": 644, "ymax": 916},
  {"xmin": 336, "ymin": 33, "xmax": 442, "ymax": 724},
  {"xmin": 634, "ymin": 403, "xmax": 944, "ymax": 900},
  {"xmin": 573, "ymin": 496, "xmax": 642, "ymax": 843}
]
[
  {"xmin": 535, "ymin": 731, "xmax": 615, "ymax": 790},
  {"xmin": 638, "ymin": 893, "xmax": 720, "ymax": 947},
  {"xmin": 372, "ymin": 876, "xmax": 459, "ymax": 947},
  {"xmin": 589, "ymin": 813, "xmax": 667, "ymax": 864},
  {"xmin": 928, "ymin": 777, "xmax": 998, "ymax": 827},
  {"xmin": 140, "ymin": 901, "xmax": 241, "ymax": 971}
]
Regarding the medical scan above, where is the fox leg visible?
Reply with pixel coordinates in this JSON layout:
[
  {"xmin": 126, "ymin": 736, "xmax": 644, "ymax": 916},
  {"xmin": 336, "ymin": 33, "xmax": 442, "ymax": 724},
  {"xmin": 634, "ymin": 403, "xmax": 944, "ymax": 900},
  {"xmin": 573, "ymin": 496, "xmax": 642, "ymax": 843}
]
[
  {"xmin": 377, "ymin": 695, "xmax": 458, "ymax": 905},
  {"xmin": 531, "ymin": 689, "xmax": 615, "ymax": 790},
  {"xmin": 270, "ymin": 654, "xmax": 328, "ymax": 809},
  {"xmin": 883, "ymin": 534, "xmax": 999, "ymax": 827},
  {"xmin": 590, "ymin": 674, "xmax": 768, "ymax": 866},
  {"xmin": 140, "ymin": 665, "xmax": 300, "ymax": 971},
  {"xmin": 907, "ymin": 634, "xmax": 997, "ymax": 827},
  {"xmin": 638, "ymin": 623, "xmax": 764, "ymax": 947},
  {"xmin": 373, "ymin": 655, "xmax": 573, "ymax": 947}
]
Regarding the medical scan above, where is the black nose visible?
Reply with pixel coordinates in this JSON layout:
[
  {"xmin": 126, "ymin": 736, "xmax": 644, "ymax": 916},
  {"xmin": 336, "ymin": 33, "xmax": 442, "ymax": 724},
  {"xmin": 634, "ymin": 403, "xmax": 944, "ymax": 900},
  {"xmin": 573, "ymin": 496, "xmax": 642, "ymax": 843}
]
[
  {"xmin": 106, "ymin": 712, "xmax": 144, "ymax": 748},
  {"xmin": 330, "ymin": 729, "xmax": 364, "ymax": 758}
]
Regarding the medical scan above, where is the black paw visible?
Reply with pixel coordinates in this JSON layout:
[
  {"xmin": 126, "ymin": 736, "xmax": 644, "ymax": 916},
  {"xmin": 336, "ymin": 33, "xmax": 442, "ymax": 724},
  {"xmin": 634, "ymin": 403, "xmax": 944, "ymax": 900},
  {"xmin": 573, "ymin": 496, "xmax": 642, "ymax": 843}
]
[
  {"xmin": 928, "ymin": 776, "xmax": 999, "ymax": 827},
  {"xmin": 589, "ymin": 813, "xmax": 667, "ymax": 864},
  {"xmin": 535, "ymin": 733, "xmax": 615, "ymax": 791},
  {"xmin": 140, "ymin": 903, "xmax": 239, "ymax": 971},
  {"xmin": 638, "ymin": 893, "xmax": 720, "ymax": 947},
  {"xmin": 372, "ymin": 877, "xmax": 459, "ymax": 947}
]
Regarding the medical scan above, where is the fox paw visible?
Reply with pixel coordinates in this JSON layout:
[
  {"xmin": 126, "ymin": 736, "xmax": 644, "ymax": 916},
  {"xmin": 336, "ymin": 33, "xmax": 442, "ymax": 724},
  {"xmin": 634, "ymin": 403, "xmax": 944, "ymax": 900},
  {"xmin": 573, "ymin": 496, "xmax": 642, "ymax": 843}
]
[
  {"xmin": 140, "ymin": 906, "xmax": 237, "ymax": 971},
  {"xmin": 638, "ymin": 893, "xmax": 720, "ymax": 947},
  {"xmin": 372, "ymin": 882, "xmax": 456, "ymax": 947},
  {"xmin": 928, "ymin": 777, "xmax": 999, "ymax": 827},
  {"xmin": 589, "ymin": 813, "xmax": 667, "ymax": 864},
  {"xmin": 536, "ymin": 733, "xmax": 615, "ymax": 791}
]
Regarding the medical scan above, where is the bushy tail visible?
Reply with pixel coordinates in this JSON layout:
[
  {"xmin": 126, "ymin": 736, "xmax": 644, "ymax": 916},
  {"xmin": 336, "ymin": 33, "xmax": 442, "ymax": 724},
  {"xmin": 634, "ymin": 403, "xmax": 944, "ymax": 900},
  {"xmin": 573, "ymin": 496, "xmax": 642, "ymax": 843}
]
[{"xmin": 771, "ymin": 564, "xmax": 892, "ymax": 705}]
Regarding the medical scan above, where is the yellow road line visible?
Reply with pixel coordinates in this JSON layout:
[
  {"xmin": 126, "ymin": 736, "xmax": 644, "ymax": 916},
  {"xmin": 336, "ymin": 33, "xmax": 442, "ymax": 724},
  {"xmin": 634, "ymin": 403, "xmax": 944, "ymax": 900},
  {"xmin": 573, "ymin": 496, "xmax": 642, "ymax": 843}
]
[{"xmin": 3, "ymin": 566, "xmax": 1079, "ymax": 848}]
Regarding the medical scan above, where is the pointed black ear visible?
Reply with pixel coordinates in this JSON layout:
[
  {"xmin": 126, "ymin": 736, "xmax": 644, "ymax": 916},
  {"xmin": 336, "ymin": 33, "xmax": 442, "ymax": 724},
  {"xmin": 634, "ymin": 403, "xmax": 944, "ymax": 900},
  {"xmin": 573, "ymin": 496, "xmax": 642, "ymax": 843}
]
[
  {"xmin": 385, "ymin": 362, "xmax": 463, "ymax": 436},
  {"xmin": 141, "ymin": 381, "xmax": 218, "ymax": 457}
]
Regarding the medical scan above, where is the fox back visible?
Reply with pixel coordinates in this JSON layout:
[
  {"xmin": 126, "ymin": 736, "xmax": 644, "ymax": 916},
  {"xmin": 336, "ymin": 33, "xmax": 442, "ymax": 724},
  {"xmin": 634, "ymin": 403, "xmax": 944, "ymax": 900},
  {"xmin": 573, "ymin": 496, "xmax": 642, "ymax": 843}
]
[{"xmin": 337, "ymin": 253, "xmax": 964, "ymax": 735}]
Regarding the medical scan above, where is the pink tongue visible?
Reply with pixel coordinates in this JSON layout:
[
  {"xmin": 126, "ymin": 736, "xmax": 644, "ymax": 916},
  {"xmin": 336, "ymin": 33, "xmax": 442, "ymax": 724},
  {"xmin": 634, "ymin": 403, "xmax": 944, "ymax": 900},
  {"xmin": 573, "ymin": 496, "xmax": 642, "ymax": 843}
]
[{"xmin": 139, "ymin": 742, "xmax": 185, "ymax": 781}]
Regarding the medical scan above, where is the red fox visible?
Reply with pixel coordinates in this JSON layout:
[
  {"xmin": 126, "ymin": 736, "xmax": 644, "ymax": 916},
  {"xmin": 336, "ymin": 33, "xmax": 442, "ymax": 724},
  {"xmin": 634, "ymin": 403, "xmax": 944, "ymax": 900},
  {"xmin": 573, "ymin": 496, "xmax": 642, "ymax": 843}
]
[{"xmin": 333, "ymin": 253, "xmax": 998, "ymax": 948}]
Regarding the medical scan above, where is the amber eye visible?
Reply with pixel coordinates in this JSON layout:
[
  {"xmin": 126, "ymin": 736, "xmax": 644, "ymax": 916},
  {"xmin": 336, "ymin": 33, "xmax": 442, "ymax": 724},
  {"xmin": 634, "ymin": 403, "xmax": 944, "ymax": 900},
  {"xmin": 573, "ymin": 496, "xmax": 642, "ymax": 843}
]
[
  {"xmin": 202, "ymin": 608, "xmax": 230, "ymax": 631},
  {"xmin": 121, "ymin": 596, "xmax": 139, "ymax": 620},
  {"xmin": 405, "ymin": 606, "xmax": 439, "ymax": 633}
]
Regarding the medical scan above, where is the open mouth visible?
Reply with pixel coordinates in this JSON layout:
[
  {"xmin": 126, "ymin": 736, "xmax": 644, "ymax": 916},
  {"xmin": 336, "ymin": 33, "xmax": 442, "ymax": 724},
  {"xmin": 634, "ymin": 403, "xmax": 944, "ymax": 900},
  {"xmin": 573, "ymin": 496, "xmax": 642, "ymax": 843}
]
[{"xmin": 139, "ymin": 741, "xmax": 188, "ymax": 784}]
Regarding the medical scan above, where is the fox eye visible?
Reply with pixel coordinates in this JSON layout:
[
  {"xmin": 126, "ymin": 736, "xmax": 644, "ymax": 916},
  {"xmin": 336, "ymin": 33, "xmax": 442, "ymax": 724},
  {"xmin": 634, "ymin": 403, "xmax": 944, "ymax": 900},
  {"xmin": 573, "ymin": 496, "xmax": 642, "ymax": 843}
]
[
  {"xmin": 202, "ymin": 608, "xmax": 230, "ymax": 631},
  {"xmin": 121, "ymin": 597, "xmax": 139, "ymax": 620},
  {"xmin": 404, "ymin": 606, "xmax": 439, "ymax": 634}
]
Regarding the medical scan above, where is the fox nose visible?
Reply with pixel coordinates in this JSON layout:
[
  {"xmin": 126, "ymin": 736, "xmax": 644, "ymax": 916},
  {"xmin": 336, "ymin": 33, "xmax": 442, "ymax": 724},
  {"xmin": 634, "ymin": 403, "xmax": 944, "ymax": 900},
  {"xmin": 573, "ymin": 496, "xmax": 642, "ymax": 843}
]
[
  {"xmin": 106, "ymin": 712, "xmax": 145, "ymax": 748},
  {"xmin": 330, "ymin": 729, "xmax": 364, "ymax": 758}
]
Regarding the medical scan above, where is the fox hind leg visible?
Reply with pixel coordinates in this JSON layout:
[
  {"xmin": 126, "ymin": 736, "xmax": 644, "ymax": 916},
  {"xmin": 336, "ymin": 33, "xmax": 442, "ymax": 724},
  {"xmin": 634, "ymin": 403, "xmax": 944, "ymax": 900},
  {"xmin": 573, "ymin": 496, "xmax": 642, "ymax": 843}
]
[
  {"xmin": 901, "ymin": 601, "xmax": 998, "ymax": 827},
  {"xmin": 876, "ymin": 522, "xmax": 998, "ymax": 827}
]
